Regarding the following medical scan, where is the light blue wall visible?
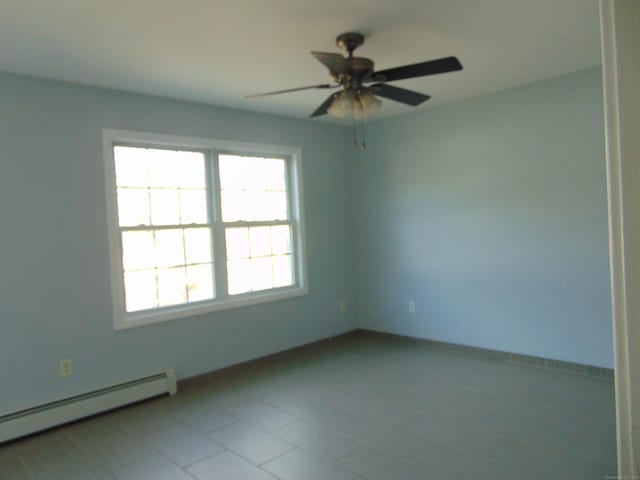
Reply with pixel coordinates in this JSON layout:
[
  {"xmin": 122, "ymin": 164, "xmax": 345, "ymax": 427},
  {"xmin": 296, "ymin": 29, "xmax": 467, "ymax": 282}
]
[
  {"xmin": 353, "ymin": 68, "xmax": 613, "ymax": 368},
  {"xmin": 0, "ymin": 73, "xmax": 355, "ymax": 414},
  {"xmin": 0, "ymin": 66, "xmax": 614, "ymax": 415}
]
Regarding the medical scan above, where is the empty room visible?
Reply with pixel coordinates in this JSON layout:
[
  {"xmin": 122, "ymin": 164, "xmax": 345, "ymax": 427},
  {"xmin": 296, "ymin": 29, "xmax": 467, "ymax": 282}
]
[{"xmin": 1, "ymin": 0, "xmax": 639, "ymax": 479}]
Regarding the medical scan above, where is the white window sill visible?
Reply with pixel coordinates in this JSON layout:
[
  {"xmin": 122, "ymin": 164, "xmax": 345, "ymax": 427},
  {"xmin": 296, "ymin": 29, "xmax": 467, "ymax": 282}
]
[{"xmin": 114, "ymin": 286, "xmax": 308, "ymax": 331}]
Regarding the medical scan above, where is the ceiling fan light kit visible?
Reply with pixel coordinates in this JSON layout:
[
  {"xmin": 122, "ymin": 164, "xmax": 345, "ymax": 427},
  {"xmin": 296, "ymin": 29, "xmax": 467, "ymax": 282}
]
[
  {"xmin": 245, "ymin": 31, "xmax": 463, "ymax": 132},
  {"xmin": 327, "ymin": 88, "xmax": 382, "ymax": 119}
]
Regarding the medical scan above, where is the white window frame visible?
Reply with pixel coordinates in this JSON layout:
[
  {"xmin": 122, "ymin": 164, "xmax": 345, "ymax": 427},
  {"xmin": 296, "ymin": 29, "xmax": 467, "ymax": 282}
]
[{"xmin": 103, "ymin": 129, "xmax": 308, "ymax": 330}]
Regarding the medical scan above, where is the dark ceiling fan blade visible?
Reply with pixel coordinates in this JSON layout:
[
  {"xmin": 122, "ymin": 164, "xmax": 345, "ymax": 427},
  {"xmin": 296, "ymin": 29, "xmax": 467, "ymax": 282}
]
[
  {"xmin": 244, "ymin": 84, "xmax": 337, "ymax": 99},
  {"xmin": 370, "ymin": 84, "xmax": 430, "ymax": 106},
  {"xmin": 310, "ymin": 92, "xmax": 339, "ymax": 118},
  {"xmin": 373, "ymin": 56, "xmax": 462, "ymax": 82},
  {"xmin": 311, "ymin": 52, "xmax": 349, "ymax": 75}
]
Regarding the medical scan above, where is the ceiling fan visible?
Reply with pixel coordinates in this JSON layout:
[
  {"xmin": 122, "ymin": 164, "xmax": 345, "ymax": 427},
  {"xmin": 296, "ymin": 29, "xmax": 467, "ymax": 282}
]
[{"xmin": 245, "ymin": 32, "xmax": 463, "ymax": 120}]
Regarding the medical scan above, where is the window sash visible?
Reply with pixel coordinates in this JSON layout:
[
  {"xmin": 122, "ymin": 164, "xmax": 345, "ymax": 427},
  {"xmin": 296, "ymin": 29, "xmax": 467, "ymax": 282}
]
[
  {"xmin": 222, "ymin": 221, "xmax": 296, "ymax": 296},
  {"xmin": 211, "ymin": 152, "xmax": 297, "ymax": 300}
]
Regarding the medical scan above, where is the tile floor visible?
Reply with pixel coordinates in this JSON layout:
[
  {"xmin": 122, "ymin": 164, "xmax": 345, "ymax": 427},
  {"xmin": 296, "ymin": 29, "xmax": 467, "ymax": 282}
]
[{"xmin": 0, "ymin": 335, "xmax": 617, "ymax": 479}]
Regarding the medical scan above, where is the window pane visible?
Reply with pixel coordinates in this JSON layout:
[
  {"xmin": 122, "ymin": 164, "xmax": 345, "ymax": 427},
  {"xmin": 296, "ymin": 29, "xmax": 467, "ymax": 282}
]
[
  {"xmin": 220, "ymin": 155, "xmax": 286, "ymax": 190},
  {"xmin": 150, "ymin": 189, "xmax": 180, "ymax": 225},
  {"xmin": 180, "ymin": 189, "xmax": 207, "ymax": 224},
  {"xmin": 122, "ymin": 231, "xmax": 155, "ymax": 270},
  {"xmin": 263, "ymin": 191, "xmax": 288, "ymax": 220},
  {"xmin": 227, "ymin": 259, "xmax": 251, "ymax": 295},
  {"xmin": 251, "ymin": 257, "xmax": 273, "ymax": 291},
  {"xmin": 184, "ymin": 228, "xmax": 212, "ymax": 264},
  {"xmin": 154, "ymin": 229, "xmax": 184, "ymax": 267},
  {"xmin": 175, "ymin": 151, "xmax": 206, "ymax": 188},
  {"xmin": 271, "ymin": 225, "xmax": 291, "ymax": 255},
  {"xmin": 220, "ymin": 190, "xmax": 246, "ymax": 222},
  {"xmin": 157, "ymin": 267, "xmax": 187, "ymax": 306},
  {"xmin": 219, "ymin": 155, "xmax": 289, "ymax": 222},
  {"xmin": 148, "ymin": 149, "xmax": 182, "ymax": 187},
  {"xmin": 117, "ymin": 188, "xmax": 150, "ymax": 227},
  {"xmin": 124, "ymin": 269, "xmax": 157, "ymax": 312},
  {"xmin": 246, "ymin": 191, "xmax": 285, "ymax": 221},
  {"xmin": 225, "ymin": 227, "xmax": 249, "ymax": 259},
  {"xmin": 261, "ymin": 159, "xmax": 286, "ymax": 190},
  {"xmin": 186, "ymin": 264, "xmax": 214, "ymax": 302},
  {"xmin": 273, "ymin": 255, "xmax": 293, "ymax": 288},
  {"xmin": 114, "ymin": 146, "xmax": 149, "ymax": 187},
  {"xmin": 249, "ymin": 226, "xmax": 271, "ymax": 257},
  {"xmin": 218, "ymin": 155, "xmax": 246, "ymax": 190}
]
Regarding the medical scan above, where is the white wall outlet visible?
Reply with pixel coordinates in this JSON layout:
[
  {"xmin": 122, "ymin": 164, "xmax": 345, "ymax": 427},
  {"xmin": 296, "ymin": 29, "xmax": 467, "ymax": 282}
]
[
  {"xmin": 408, "ymin": 300, "xmax": 416, "ymax": 314},
  {"xmin": 60, "ymin": 358, "xmax": 73, "ymax": 377},
  {"xmin": 339, "ymin": 298, "xmax": 347, "ymax": 312}
]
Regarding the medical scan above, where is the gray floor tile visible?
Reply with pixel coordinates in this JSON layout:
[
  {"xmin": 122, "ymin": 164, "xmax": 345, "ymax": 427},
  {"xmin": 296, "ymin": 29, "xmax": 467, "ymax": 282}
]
[
  {"xmin": 65, "ymin": 422, "xmax": 155, "ymax": 469},
  {"xmin": 262, "ymin": 448, "xmax": 365, "ymax": 480},
  {"xmin": 143, "ymin": 424, "xmax": 224, "ymax": 467},
  {"xmin": 459, "ymin": 408, "xmax": 574, "ymax": 453},
  {"xmin": 449, "ymin": 387, "xmax": 539, "ymax": 421},
  {"xmin": 186, "ymin": 451, "xmax": 279, "ymax": 480},
  {"xmin": 487, "ymin": 439, "xmax": 616, "ymax": 479},
  {"xmin": 173, "ymin": 401, "xmax": 238, "ymax": 434},
  {"xmin": 412, "ymin": 439, "xmax": 536, "ymax": 480},
  {"xmin": 17, "ymin": 440, "xmax": 115, "ymax": 480},
  {"xmin": 297, "ymin": 383, "xmax": 404, "ymax": 421},
  {"xmin": 0, "ymin": 458, "xmax": 26, "ymax": 480},
  {"xmin": 338, "ymin": 447, "xmax": 446, "ymax": 480},
  {"xmin": 398, "ymin": 411, "xmax": 502, "ymax": 455},
  {"xmin": 213, "ymin": 395, "xmax": 298, "ymax": 432},
  {"xmin": 110, "ymin": 453, "xmax": 194, "ymax": 480},
  {"xmin": 272, "ymin": 419, "xmax": 359, "ymax": 462},
  {"xmin": 278, "ymin": 396, "xmax": 357, "ymax": 433},
  {"xmin": 207, "ymin": 422, "xmax": 294, "ymax": 465},
  {"xmin": 526, "ymin": 402, "xmax": 602, "ymax": 437},
  {"xmin": 564, "ymin": 435, "xmax": 618, "ymax": 469},
  {"xmin": 36, "ymin": 462, "xmax": 115, "ymax": 480},
  {"xmin": 281, "ymin": 395, "xmax": 424, "ymax": 459}
]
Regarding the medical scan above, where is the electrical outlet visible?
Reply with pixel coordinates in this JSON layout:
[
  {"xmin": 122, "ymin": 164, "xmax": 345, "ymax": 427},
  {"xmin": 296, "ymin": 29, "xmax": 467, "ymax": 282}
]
[
  {"xmin": 339, "ymin": 298, "xmax": 347, "ymax": 312},
  {"xmin": 60, "ymin": 358, "xmax": 73, "ymax": 377},
  {"xmin": 408, "ymin": 300, "xmax": 416, "ymax": 314}
]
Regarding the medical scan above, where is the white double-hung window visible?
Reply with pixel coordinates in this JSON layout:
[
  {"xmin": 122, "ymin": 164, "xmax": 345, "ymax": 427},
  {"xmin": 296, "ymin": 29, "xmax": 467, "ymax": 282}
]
[{"xmin": 103, "ymin": 130, "xmax": 307, "ymax": 329}]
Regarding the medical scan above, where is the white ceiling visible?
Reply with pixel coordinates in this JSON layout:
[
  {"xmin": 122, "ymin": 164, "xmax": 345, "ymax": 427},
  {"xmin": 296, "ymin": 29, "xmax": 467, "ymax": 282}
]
[{"xmin": 0, "ymin": 0, "xmax": 602, "ymax": 124}]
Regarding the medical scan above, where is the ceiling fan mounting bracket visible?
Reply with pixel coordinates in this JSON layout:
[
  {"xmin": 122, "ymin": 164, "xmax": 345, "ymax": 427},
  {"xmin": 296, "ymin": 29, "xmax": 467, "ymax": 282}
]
[{"xmin": 336, "ymin": 32, "xmax": 365, "ymax": 56}]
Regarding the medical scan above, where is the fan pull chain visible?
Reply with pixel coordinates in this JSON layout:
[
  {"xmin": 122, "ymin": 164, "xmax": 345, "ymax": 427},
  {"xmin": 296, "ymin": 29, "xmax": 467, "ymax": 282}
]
[
  {"xmin": 352, "ymin": 117, "xmax": 358, "ymax": 147},
  {"xmin": 351, "ymin": 117, "xmax": 367, "ymax": 149}
]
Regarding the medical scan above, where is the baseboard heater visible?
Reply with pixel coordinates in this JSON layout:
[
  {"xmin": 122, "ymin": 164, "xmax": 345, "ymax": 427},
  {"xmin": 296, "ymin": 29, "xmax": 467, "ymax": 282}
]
[{"xmin": 0, "ymin": 369, "xmax": 177, "ymax": 444}]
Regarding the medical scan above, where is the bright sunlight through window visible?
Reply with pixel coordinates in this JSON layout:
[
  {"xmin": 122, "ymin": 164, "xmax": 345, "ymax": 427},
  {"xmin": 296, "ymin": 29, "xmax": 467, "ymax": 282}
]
[
  {"xmin": 104, "ymin": 131, "xmax": 306, "ymax": 329},
  {"xmin": 219, "ymin": 155, "xmax": 293, "ymax": 295}
]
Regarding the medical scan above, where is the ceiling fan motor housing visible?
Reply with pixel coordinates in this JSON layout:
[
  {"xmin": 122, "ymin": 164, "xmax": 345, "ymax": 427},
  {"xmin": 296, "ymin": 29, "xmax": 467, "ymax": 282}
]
[
  {"xmin": 337, "ymin": 57, "xmax": 375, "ymax": 87},
  {"xmin": 335, "ymin": 33, "xmax": 374, "ymax": 86}
]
